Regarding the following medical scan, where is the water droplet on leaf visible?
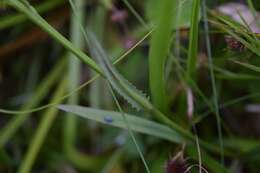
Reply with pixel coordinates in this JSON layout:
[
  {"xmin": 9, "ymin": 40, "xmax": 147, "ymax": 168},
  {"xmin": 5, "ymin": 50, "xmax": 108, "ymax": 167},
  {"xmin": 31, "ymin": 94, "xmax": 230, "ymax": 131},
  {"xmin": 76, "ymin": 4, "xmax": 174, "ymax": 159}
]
[{"xmin": 104, "ymin": 116, "xmax": 113, "ymax": 123}]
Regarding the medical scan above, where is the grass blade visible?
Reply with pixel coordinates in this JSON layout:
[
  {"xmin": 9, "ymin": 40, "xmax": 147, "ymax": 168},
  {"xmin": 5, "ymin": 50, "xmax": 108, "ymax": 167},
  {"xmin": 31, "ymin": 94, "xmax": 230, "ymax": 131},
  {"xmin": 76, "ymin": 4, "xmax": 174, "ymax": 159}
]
[
  {"xmin": 148, "ymin": 0, "xmax": 177, "ymax": 113},
  {"xmin": 186, "ymin": 0, "xmax": 200, "ymax": 81},
  {"xmin": 108, "ymin": 84, "xmax": 151, "ymax": 173},
  {"xmin": 58, "ymin": 105, "xmax": 232, "ymax": 156},
  {"xmin": 0, "ymin": 30, "xmax": 153, "ymax": 115},
  {"xmin": 232, "ymin": 60, "xmax": 260, "ymax": 73},
  {"xmin": 87, "ymin": 31, "xmax": 153, "ymax": 111},
  {"xmin": 85, "ymin": 32, "xmax": 192, "ymax": 144},
  {"xmin": 58, "ymin": 105, "xmax": 183, "ymax": 144},
  {"xmin": 202, "ymin": 0, "xmax": 224, "ymax": 165}
]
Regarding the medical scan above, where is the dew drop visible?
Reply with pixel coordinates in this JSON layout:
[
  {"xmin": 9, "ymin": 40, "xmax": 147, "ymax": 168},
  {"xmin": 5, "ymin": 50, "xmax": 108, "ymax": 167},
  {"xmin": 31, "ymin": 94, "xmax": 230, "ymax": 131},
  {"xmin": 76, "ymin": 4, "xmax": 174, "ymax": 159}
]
[{"xmin": 104, "ymin": 116, "xmax": 113, "ymax": 123}]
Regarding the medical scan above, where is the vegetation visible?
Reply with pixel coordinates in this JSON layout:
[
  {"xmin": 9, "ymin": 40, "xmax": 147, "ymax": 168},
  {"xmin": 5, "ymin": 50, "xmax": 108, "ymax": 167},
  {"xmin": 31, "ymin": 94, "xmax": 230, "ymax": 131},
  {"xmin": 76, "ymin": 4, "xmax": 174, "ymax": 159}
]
[{"xmin": 0, "ymin": 0, "xmax": 260, "ymax": 172}]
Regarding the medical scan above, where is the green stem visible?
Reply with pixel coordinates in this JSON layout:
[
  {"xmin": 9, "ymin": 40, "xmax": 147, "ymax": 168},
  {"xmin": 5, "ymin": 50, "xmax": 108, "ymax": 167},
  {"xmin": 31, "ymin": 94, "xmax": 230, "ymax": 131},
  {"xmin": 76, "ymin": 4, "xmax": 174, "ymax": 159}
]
[
  {"xmin": 148, "ymin": 0, "xmax": 176, "ymax": 113},
  {"xmin": 186, "ymin": 0, "xmax": 200, "ymax": 81}
]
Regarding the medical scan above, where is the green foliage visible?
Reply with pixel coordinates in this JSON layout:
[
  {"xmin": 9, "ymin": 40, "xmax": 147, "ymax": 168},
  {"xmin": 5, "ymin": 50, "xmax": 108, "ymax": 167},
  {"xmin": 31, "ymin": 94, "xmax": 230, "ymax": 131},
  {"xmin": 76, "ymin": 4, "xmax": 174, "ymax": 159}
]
[
  {"xmin": 6, "ymin": 0, "xmax": 102, "ymax": 74},
  {"xmin": 18, "ymin": 78, "xmax": 67, "ymax": 173},
  {"xmin": 145, "ymin": 0, "xmax": 195, "ymax": 29},
  {"xmin": 148, "ymin": 0, "xmax": 176, "ymax": 113},
  {"xmin": 186, "ymin": 0, "xmax": 200, "ymax": 81},
  {"xmin": 87, "ymin": 32, "xmax": 153, "ymax": 112},
  {"xmin": 0, "ymin": 0, "xmax": 65, "ymax": 29},
  {"xmin": 0, "ymin": 59, "xmax": 66, "ymax": 147},
  {"xmin": 58, "ymin": 105, "xmax": 183, "ymax": 144},
  {"xmin": 1, "ymin": 0, "xmax": 260, "ymax": 172}
]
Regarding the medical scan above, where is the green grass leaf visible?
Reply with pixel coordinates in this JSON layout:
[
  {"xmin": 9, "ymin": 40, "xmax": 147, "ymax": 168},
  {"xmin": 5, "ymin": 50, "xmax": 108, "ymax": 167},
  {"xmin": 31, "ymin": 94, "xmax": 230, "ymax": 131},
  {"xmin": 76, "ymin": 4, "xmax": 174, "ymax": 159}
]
[
  {"xmin": 87, "ymin": 31, "xmax": 153, "ymax": 111},
  {"xmin": 58, "ymin": 105, "xmax": 183, "ymax": 144},
  {"xmin": 85, "ymin": 33, "xmax": 191, "ymax": 143},
  {"xmin": 186, "ymin": 0, "xmax": 200, "ymax": 81},
  {"xmin": 232, "ymin": 60, "xmax": 260, "ymax": 73},
  {"xmin": 148, "ymin": 0, "xmax": 177, "ymax": 113},
  {"xmin": 145, "ymin": 0, "xmax": 196, "ymax": 29},
  {"xmin": 58, "ymin": 105, "xmax": 229, "ymax": 156}
]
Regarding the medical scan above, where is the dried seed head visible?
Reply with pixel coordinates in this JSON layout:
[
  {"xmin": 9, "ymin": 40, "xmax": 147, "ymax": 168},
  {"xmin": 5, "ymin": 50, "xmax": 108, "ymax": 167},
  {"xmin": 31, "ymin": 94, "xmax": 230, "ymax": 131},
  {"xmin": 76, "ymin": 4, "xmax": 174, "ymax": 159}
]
[
  {"xmin": 224, "ymin": 35, "xmax": 246, "ymax": 52},
  {"xmin": 165, "ymin": 152, "xmax": 187, "ymax": 173}
]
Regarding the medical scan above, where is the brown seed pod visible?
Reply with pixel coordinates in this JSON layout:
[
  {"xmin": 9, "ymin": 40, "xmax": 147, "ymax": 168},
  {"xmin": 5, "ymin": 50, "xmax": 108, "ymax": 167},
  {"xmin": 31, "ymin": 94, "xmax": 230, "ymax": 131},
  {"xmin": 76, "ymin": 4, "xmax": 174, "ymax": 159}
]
[
  {"xmin": 165, "ymin": 151, "xmax": 187, "ymax": 173},
  {"xmin": 224, "ymin": 35, "xmax": 246, "ymax": 52}
]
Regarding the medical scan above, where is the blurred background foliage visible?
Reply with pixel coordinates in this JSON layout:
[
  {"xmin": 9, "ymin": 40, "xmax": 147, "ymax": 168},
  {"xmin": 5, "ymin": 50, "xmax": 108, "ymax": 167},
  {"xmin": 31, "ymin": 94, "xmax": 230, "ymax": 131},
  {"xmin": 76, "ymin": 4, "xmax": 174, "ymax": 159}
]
[{"xmin": 0, "ymin": 0, "xmax": 260, "ymax": 173}]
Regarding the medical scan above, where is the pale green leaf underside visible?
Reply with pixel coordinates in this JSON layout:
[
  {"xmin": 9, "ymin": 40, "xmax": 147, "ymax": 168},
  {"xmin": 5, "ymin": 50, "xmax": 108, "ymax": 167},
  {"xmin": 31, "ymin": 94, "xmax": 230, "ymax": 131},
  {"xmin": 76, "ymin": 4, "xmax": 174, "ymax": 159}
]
[{"xmin": 58, "ymin": 105, "xmax": 183, "ymax": 144}]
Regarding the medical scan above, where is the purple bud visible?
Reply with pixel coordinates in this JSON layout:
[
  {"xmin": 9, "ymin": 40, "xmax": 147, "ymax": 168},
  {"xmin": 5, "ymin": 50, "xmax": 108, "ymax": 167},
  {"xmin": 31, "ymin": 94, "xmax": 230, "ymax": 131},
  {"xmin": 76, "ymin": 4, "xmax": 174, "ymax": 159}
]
[
  {"xmin": 165, "ymin": 153, "xmax": 187, "ymax": 173},
  {"xmin": 123, "ymin": 37, "xmax": 136, "ymax": 49},
  {"xmin": 111, "ymin": 9, "xmax": 128, "ymax": 23},
  {"xmin": 224, "ymin": 35, "xmax": 246, "ymax": 52}
]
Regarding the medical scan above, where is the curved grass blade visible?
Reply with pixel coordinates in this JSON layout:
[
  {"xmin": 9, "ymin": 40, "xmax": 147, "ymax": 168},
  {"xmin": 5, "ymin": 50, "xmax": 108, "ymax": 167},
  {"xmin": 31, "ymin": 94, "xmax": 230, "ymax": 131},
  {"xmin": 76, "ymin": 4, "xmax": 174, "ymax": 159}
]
[
  {"xmin": 84, "ymin": 32, "xmax": 196, "ymax": 147},
  {"xmin": 0, "ymin": 30, "xmax": 153, "ymax": 115},
  {"xmin": 58, "ymin": 105, "xmax": 232, "ymax": 156},
  {"xmin": 58, "ymin": 105, "xmax": 183, "ymax": 144},
  {"xmin": 232, "ymin": 60, "xmax": 260, "ymax": 73},
  {"xmin": 87, "ymin": 32, "xmax": 153, "ymax": 111}
]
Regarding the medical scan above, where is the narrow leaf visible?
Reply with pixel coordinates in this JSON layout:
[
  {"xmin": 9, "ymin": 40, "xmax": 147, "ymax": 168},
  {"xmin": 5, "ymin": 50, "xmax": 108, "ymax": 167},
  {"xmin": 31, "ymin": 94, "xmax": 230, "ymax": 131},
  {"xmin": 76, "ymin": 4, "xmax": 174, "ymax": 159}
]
[
  {"xmin": 148, "ymin": 0, "xmax": 176, "ymax": 112},
  {"xmin": 232, "ymin": 60, "xmax": 260, "ymax": 73},
  {"xmin": 186, "ymin": 0, "xmax": 200, "ymax": 80},
  {"xmin": 58, "ymin": 105, "xmax": 183, "ymax": 144},
  {"xmin": 87, "ymin": 32, "xmax": 153, "ymax": 111}
]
